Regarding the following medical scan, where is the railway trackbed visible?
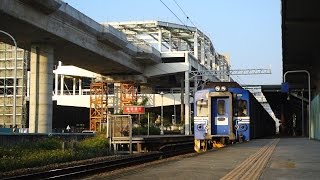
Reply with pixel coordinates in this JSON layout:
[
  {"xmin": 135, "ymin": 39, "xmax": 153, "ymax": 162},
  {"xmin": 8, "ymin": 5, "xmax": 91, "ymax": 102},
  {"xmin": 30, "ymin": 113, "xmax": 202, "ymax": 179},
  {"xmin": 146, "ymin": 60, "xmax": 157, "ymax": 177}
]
[{"xmin": 2, "ymin": 142, "xmax": 194, "ymax": 180}]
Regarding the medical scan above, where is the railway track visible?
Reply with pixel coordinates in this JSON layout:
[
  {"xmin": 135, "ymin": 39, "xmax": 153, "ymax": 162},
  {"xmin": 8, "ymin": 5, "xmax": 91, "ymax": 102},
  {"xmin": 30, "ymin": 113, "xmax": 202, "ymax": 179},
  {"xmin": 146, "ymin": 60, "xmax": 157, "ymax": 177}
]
[{"xmin": 3, "ymin": 142, "xmax": 194, "ymax": 180}]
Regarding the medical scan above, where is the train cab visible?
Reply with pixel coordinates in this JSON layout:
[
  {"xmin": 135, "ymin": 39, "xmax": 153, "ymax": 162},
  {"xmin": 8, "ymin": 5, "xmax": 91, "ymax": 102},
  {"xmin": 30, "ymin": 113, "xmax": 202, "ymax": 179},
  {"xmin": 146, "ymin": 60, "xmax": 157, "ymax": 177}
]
[
  {"xmin": 194, "ymin": 85, "xmax": 252, "ymax": 152},
  {"xmin": 194, "ymin": 83, "xmax": 276, "ymax": 152}
]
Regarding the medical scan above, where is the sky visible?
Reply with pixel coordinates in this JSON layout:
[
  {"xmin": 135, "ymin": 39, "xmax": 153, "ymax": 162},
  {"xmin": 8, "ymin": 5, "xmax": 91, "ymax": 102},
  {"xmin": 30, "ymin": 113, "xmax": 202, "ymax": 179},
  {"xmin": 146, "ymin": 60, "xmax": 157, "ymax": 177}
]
[{"xmin": 64, "ymin": 0, "xmax": 282, "ymax": 85}]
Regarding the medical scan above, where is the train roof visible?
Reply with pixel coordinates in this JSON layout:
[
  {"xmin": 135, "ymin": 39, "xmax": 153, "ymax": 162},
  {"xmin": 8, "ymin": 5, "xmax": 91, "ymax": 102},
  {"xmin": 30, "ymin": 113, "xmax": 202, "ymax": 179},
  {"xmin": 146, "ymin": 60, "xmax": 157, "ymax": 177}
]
[{"xmin": 204, "ymin": 82, "xmax": 242, "ymax": 89}]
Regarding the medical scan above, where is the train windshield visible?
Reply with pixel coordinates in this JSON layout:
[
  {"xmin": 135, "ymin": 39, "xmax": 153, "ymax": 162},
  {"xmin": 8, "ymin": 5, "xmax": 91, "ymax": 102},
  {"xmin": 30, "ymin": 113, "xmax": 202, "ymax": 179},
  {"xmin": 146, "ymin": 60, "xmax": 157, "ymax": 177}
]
[
  {"xmin": 196, "ymin": 99, "xmax": 208, "ymax": 116},
  {"xmin": 234, "ymin": 99, "xmax": 247, "ymax": 117},
  {"xmin": 217, "ymin": 100, "xmax": 226, "ymax": 115}
]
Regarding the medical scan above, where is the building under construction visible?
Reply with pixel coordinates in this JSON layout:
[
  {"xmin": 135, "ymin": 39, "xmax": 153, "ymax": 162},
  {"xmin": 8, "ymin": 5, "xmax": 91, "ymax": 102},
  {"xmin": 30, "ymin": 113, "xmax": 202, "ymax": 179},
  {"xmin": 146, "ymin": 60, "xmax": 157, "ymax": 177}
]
[{"xmin": 0, "ymin": 42, "xmax": 28, "ymax": 128}]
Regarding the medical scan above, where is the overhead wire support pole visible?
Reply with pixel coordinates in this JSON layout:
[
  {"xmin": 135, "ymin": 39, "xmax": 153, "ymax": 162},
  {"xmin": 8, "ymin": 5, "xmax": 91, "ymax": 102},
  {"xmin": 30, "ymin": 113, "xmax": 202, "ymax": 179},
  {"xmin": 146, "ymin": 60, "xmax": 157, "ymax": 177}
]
[
  {"xmin": 0, "ymin": 30, "xmax": 17, "ymax": 128},
  {"xmin": 189, "ymin": 69, "xmax": 272, "ymax": 79}
]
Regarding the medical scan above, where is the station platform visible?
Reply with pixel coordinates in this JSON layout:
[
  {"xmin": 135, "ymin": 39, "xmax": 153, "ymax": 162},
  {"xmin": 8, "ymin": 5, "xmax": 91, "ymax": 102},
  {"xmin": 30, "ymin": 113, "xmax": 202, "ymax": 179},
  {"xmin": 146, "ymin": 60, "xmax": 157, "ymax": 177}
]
[{"xmin": 105, "ymin": 137, "xmax": 320, "ymax": 180}]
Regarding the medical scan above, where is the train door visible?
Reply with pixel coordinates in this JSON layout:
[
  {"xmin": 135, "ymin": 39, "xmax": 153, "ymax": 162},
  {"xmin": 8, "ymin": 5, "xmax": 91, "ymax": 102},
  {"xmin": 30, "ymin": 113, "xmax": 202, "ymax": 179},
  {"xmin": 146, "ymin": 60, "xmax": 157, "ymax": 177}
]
[{"xmin": 211, "ymin": 97, "xmax": 230, "ymax": 135}]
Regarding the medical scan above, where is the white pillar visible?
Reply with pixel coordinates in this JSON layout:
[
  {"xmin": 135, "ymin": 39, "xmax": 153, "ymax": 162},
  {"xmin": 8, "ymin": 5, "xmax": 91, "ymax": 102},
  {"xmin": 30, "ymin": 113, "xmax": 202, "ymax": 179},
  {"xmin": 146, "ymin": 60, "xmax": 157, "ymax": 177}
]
[
  {"xmin": 114, "ymin": 83, "xmax": 121, "ymax": 114},
  {"xmin": 73, "ymin": 78, "xmax": 76, "ymax": 95},
  {"xmin": 200, "ymin": 39, "xmax": 205, "ymax": 65},
  {"xmin": 60, "ymin": 74, "xmax": 64, "ymax": 95},
  {"xmin": 194, "ymin": 31, "xmax": 198, "ymax": 60},
  {"xmin": 211, "ymin": 54, "xmax": 215, "ymax": 70},
  {"xmin": 54, "ymin": 71, "xmax": 58, "ymax": 96},
  {"xmin": 27, "ymin": 71, "xmax": 30, "ymax": 97},
  {"xmin": 184, "ymin": 71, "xmax": 190, "ymax": 135},
  {"xmin": 169, "ymin": 31, "xmax": 172, "ymax": 51},
  {"xmin": 78, "ymin": 78, "xmax": 82, "ymax": 95},
  {"xmin": 158, "ymin": 28, "xmax": 162, "ymax": 52},
  {"xmin": 177, "ymin": 39, "xmax": 181, "ymax": 51},
  {"xmin": 184, "ymin": 53, "xmax": 190, "ymax": 135},
  {"xmin": 180, "ymin": 78, "xmax": 184, "ymax": 127},
  {"xmin": 29, "ymin": 44, "xmax": 54, "ymax": 133}
]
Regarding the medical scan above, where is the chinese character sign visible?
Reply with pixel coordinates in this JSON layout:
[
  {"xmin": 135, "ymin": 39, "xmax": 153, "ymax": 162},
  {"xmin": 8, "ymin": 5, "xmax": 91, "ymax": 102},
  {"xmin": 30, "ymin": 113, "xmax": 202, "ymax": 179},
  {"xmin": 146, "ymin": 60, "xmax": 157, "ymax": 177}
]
[{"xmin": 123, "ymin": 106, "xmax": 145, "ymax": 114}]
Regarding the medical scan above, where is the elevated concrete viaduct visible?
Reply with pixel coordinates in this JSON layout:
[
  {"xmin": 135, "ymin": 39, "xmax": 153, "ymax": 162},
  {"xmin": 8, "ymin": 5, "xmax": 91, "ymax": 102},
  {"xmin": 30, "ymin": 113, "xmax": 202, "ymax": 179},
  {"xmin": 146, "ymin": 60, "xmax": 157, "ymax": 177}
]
[
  {"xmin": 0, "ymin": 1, "xmax": 227, "ymax": 135},
  {"xmin": 0, "ymin": 0, "xmax": 161, "ymax": 75},
  {"xmin": 0, "ymin": 0, "xmax": 161, "ymax": 133}
]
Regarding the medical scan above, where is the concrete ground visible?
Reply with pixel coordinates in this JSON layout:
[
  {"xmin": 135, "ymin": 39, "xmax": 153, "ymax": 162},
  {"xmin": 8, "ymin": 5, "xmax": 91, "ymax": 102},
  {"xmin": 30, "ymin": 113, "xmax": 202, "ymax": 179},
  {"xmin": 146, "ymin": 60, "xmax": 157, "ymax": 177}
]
[
  {"xmin": 93, "ymin": 138, "xmax": 320, "ymax": 180},
  {"xmin": 261, "ymin": 138, "xmax": 320, "ymax": 180}
]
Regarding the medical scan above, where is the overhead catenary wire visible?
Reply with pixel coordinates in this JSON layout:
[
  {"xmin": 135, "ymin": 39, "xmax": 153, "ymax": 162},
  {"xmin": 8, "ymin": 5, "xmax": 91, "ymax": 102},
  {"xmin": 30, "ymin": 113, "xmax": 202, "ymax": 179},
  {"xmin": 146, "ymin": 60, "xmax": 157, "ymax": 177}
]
[
  {"xmin": 159, "ymin": 0, "xmax": 193, "ymax": 32},
  {"xmin": 235, "ymin": 75, "xmax": 246, "ymax": 85},
  {"xmin": 159, "ymin": 0, "xmax": 185, "ymax": 26},
  {"xmin": 159, "ymin": 0, "xmax": 218, "ymax": 54},
  {"xmin": 172, "ymin": 0, "xmax": 196, "ymax": 27},
  {"xmin": 230, "ymin": 75, "xmax": 244, "ymax": 86}
]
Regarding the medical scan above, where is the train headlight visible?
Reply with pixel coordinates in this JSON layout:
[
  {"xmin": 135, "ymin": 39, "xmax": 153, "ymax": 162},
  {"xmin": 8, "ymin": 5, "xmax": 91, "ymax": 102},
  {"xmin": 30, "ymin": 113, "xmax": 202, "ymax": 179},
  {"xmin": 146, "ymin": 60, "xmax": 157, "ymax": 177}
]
[
  {"xmin": 215, "ymin": 86, "xmax": 220, "ymax": 91},
  {"xmin": 221, "ymin": 86, "xmax": 227, "ymax": 91}
]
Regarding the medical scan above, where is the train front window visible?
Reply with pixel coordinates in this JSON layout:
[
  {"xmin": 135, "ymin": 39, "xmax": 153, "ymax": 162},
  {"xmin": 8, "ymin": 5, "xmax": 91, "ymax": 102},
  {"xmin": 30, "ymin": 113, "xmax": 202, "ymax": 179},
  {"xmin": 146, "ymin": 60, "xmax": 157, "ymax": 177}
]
[
  {"xmin": 196, "ymin": 99, "xmax": 208, "ymax": 116},
  {"xmin": 234, "ymin": 100, "xmax": 247, "ymax": 117},
  {"xmin": 217, "ymin": 100, "xmax": 225, "ymax": 115}
]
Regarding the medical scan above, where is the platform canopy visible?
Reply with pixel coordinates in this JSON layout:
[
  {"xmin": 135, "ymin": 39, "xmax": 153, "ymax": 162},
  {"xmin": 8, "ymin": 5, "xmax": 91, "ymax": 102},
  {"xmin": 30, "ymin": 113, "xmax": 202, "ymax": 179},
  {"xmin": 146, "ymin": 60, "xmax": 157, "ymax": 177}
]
[{"xmin": 282, "ymin": 0, "xmax": 320, "ymax": 96}]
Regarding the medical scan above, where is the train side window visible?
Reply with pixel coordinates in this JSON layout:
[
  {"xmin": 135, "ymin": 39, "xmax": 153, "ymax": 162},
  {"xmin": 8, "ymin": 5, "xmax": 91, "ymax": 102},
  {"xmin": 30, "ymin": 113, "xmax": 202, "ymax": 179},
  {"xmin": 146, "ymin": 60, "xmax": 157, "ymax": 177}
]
[
  {"xmin": 234, "ymin": 100, "xmax": 247, "ymax": 116},
  {"xmin": 217, "ymin": 100, "xmax": 225, "ymax": 115}
]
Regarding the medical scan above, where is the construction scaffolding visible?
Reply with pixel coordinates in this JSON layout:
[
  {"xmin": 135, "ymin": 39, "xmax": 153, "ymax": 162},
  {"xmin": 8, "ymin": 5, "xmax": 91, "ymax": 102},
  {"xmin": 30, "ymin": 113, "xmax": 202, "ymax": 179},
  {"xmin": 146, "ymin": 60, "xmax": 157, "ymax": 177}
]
[
  {"xmin": 120, "ymin": 83, "xmax": 137, "ymax": 108},
  {"xmin": 89, "ymin": 82, "xmax": 108, "ymax": 131},
  {"xmin": 0, "ymin": 42, "xmax": 28, "ymax": 128}
]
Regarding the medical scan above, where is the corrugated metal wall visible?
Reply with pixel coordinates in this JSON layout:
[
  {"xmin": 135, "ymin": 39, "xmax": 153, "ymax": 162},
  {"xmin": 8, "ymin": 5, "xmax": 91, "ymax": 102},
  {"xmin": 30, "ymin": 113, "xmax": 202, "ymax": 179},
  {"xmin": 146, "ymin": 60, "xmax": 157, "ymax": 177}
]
[{"xmin": 311, "ymin": 95, "xmax": 320, "ymax": 139}]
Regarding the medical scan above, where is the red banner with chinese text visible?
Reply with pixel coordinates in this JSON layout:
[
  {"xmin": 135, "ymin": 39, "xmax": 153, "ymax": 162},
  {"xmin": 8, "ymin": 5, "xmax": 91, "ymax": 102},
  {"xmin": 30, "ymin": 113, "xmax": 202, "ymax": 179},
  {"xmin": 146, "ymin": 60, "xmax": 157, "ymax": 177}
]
[{"xmin": 123, "ymin": 105, "xmax": 145, "ymax": 114}]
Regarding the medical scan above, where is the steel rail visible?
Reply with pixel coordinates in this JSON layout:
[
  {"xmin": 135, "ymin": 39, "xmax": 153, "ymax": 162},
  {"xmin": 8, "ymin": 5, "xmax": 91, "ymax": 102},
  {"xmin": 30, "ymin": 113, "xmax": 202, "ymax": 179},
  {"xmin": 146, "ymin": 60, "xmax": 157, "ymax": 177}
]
[
  {"xmin": 3, "ymin": 142, "xmax": 194, "ymax": 180},
  {"xmin": 2, "ymin": 153, "xmax": 161, "ymax": 180}
]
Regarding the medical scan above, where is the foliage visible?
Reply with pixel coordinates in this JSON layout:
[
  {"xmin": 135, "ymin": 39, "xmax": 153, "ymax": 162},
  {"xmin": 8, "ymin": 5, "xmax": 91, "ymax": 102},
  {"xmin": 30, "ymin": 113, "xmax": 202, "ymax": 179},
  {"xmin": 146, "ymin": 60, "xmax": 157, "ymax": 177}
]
[
  {"xmin": 139, "ymin": 97, "xmax": 149, "ymax": 106},
  {"xmin": 76, "ymin": 135, "xmax": 108, "ymax": 152},
  {"xmin": 14, "ymin": 137, "xmax": 62, "ymax": 150},
  {"xmin": 131, "ymin": 97, "xmax": 149, "ymax": 106},
  {"xmin": 3, "ymin": 150, "xmax": 75, "ymax": 172},
  {"xmin": 0, "ymin": 135, "xmax": 110, "ymax": 172}
]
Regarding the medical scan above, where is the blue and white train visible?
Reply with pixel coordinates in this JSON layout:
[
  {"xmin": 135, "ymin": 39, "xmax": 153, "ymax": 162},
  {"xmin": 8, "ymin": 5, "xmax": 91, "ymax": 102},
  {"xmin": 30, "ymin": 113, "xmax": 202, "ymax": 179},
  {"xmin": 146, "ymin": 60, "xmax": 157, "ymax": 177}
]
[{"xmin": 194, "ymin": 82, "xmax": 275, "ymax": 152}]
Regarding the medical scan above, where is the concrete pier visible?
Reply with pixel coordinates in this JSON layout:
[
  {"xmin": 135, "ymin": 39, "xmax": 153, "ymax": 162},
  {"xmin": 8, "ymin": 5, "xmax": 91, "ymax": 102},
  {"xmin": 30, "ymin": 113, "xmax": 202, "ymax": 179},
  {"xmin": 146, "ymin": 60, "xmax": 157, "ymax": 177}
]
[{"xmin": 29, "ymin": 44, "xmax": 54, "ymax": 133}]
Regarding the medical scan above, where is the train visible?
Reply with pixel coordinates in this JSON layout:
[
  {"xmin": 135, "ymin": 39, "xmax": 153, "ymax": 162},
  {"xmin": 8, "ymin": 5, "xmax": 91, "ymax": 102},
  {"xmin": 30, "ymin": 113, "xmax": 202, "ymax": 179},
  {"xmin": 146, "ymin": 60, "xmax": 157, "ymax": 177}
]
[{"xmin": 194, "ymin": 82, "xmax": 276, "ymax": 152}]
